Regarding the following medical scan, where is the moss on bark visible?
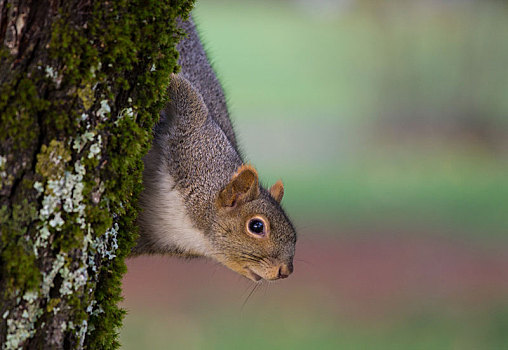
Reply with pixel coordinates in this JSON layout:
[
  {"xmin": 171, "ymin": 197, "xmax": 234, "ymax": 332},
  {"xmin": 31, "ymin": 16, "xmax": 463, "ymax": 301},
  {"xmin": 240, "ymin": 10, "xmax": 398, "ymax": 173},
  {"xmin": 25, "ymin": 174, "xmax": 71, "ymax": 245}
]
[{"xmin": 0, "ymin": 1, "xmax": 194, "ymax": 348}]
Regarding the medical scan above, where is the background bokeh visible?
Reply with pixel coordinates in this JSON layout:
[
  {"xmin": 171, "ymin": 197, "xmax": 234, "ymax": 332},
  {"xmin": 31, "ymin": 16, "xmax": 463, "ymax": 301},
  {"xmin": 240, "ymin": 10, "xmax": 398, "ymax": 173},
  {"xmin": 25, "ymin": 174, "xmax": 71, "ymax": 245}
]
[{"xmin": 120, "ymin": 0, "xmax": 508, "ymax": 348}]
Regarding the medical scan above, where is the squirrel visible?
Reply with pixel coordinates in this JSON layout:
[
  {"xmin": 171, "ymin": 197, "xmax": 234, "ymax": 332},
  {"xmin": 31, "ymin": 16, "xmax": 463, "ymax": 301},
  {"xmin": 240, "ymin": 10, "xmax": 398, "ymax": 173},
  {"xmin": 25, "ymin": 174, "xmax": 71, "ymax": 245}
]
[{"xmin": 132, "ymin": 17, "xmax": 296, "ymax": 282}]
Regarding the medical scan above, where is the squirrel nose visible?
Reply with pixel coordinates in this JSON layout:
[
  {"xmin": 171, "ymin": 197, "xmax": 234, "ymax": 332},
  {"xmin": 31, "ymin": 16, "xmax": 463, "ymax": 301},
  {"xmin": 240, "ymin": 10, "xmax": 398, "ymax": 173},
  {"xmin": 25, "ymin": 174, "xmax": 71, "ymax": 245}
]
[{"xmin": 277, "ymin": 262, "xmax": 293, "ymax": 279}]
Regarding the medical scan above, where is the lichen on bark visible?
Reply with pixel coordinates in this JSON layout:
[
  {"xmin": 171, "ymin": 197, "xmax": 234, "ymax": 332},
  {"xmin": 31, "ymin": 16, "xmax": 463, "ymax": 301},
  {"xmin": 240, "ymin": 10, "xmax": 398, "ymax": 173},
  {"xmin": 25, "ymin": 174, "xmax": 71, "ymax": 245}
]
[{"xmin": 0, "ymin": 0, "xmax": 194, "ymax": 348}]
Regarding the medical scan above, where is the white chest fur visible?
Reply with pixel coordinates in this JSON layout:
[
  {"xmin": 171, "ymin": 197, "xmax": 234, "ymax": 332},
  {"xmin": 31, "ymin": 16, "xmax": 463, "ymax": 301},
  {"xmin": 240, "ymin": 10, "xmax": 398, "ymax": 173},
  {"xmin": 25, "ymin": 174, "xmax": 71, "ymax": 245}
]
[{"xmin": 138, "ymin": 160, "xmax": 211, "ymax": 256}]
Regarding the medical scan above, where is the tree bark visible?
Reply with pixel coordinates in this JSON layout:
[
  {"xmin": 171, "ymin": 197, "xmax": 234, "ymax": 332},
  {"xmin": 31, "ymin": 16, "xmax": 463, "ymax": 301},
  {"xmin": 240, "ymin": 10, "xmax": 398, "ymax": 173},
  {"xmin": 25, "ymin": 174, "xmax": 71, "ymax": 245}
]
[{"xmin": 0, "ymin": 0, "xmax": 193, "ymax": 348}]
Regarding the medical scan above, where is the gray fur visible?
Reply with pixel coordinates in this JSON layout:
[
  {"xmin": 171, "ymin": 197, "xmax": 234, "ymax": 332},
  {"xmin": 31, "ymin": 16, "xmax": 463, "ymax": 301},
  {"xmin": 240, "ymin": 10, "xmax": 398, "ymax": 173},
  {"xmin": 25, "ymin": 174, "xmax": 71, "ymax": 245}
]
[
  {"xmin": 133, "ymin": 18, "xmax": 296, "ymax": 281},
  {"xmin": 158, "ymin": 76, "xmax": 242, "ymax": 231},
  {"xmin": 176, "ymin": 17, "xmax": 238, "ymax": 149}
]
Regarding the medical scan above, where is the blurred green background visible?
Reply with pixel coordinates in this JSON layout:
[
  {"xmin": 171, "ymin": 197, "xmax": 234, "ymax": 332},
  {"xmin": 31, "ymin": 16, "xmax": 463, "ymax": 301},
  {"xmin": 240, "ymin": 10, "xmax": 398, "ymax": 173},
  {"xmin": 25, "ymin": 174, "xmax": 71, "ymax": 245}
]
[{"xmin": 121, "ymin": 0, "xmax": 508, "ymax": 349}]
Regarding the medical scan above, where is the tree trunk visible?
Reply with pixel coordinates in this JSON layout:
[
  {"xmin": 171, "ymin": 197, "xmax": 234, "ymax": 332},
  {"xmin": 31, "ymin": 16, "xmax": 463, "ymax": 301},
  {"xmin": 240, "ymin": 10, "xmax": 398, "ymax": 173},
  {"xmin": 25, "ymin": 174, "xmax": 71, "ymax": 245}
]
[{"xmin": 0, "ymin": 0, "xmax": 193, "ymax": 348}]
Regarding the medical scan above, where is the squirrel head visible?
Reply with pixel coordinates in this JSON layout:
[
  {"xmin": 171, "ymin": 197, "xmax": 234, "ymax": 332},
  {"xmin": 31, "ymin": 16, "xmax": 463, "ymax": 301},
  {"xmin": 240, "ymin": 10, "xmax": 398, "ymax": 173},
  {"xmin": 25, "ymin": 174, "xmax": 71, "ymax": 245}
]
[{"xmin": 210, "ymin": 164, "xmax": 296, "ymax": 282}]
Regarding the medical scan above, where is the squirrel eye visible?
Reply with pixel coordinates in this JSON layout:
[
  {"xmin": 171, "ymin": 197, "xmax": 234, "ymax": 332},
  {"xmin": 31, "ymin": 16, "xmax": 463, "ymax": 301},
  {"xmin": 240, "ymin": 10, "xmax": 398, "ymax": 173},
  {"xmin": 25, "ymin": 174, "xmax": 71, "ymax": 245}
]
[{"xmin": 248, "ymin": 218, "xmax": 266, "ymax": 236}]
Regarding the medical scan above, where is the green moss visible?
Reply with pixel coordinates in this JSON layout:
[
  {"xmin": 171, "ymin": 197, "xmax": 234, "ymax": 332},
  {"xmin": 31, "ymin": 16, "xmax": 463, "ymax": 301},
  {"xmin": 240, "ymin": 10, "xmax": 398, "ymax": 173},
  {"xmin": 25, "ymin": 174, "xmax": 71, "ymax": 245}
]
[
  {"xmin": 11, "ymin": 200, "xmax": 37, "ymax": 230},
  {"xmin": 1, "ymin": 198, "xmax": 40, "ymax": 293},
  {"xmin": 46, "ymin": 298, "xmax": 61, "ymax": 313},
  {"xmin": 0, "ymin": 229, "xmax": 40, "ymax": 292},
  {"xmin": 77, "ymin": 84, "xmax": 95, "ymax": 111},
  {"xmin": 0, "ymin": 205, "xmax": 8, "ymax": 222},
  {"xmin": 0, "ymin": 77, "xmax": 48, "ymax": 151},
  {"xmin": 36, "ymin": 140, "xmax": 72, "ymax": 179},
  {"xmin": 81, "ymin": 1, "xmax": 195, "ymax": 346}
]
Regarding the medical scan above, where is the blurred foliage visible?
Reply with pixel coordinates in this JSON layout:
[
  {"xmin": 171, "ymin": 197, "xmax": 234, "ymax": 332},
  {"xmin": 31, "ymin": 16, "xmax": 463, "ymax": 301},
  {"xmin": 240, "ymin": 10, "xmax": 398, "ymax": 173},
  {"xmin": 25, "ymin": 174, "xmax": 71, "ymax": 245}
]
[{"xmin": 196, "ymin": 0, "xmax": 508, "ymax": 132}]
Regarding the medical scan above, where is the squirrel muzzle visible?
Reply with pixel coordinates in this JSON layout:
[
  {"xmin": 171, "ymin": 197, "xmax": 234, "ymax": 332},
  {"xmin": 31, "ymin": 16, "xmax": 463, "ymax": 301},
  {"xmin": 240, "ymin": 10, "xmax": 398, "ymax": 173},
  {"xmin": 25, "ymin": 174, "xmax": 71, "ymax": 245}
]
[
  {"xmin": 219, "ymin": 257, "xmax": 294, "ymax": 282},
  {"xmin": 246, "ymin": 260, "xmax": 294, "ymax": 281}
]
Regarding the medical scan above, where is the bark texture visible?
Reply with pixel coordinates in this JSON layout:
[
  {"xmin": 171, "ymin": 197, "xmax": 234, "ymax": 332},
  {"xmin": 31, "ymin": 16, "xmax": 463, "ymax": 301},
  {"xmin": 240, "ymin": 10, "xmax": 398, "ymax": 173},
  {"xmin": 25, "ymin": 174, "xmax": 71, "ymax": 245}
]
[{"xmin": 0, "ymin": 0, "xmax": 193, "ymax": 348}]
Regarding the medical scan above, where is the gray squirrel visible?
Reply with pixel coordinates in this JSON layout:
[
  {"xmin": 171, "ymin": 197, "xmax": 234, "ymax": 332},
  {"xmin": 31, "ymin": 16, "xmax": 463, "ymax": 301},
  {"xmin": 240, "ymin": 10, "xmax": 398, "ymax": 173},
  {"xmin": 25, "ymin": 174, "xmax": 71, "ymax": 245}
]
[{"xmin": 133, "ymin": 17, "xmax": 296, "ymax": 282}]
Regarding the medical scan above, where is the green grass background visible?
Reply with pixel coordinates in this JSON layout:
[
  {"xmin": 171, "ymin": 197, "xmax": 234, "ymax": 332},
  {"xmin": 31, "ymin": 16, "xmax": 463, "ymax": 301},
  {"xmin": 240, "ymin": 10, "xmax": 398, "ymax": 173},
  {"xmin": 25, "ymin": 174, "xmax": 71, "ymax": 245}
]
[{"xmin": 121, "ymin": 301, "xmax": 508, "ymax": 350}]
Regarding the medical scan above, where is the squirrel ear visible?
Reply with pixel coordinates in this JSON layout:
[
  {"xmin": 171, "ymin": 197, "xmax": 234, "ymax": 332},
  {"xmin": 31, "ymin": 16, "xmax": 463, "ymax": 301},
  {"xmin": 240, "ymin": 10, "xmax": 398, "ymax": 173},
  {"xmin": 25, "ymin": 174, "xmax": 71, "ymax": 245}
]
[
  {"xmin": 217, "ymin": 165, "xmax": 260, "ymax": 208},
  {"xmin": 269, "ymin": 180, "xmax": 284, "ymax": 203}
]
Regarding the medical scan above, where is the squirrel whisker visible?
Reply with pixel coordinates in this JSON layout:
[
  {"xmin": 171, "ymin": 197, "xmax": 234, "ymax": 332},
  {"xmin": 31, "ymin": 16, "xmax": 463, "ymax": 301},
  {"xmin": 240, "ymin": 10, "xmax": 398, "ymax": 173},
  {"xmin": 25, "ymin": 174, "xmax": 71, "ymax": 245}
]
[{"xmin": 241, "ymin": 283, "xmax": 262, "ymax": 310}]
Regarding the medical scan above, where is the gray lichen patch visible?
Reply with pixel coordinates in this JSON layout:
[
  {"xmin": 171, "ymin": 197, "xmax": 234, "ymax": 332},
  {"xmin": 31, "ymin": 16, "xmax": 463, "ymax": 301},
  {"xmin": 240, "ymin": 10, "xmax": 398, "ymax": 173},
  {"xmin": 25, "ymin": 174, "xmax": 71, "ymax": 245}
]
[
  {"xmin": 94, "ymin": 223, "xmax": 119, "ymax": 261},
  {"xmin": 4, "ymin": 298, "xmax": 41, "ymax": 350},
  {"xmin": 0, "ymin": 155, "xmax": 6, "ymax": 171},
  {"xmin": 0, "ymin": 154, "xmax": 16, "ymax": 192},
  {"xmin": 87, "ymin": 135, "xmax": 102, "ymax": 160},
  {"xmin": 73, "ymin": 131, "xmax": 95, "ymax": 153},
  {"xmin": 96, "ymin": 100, "xmax": 111, "ymax": 120},
  {"xmin": 20, "ymin": 98, "xmax": 118, "ymax": 348},
  {"xmin": 44, "ymin": 66, "xmax": 62, "ymax": 88},
  {"xmin": 3, "ymin": 290, "xmax": 43, "ymax": 350},
  {"xmin": 34, "ymin": 160, "xmax": 87, "ymax": 255}
]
